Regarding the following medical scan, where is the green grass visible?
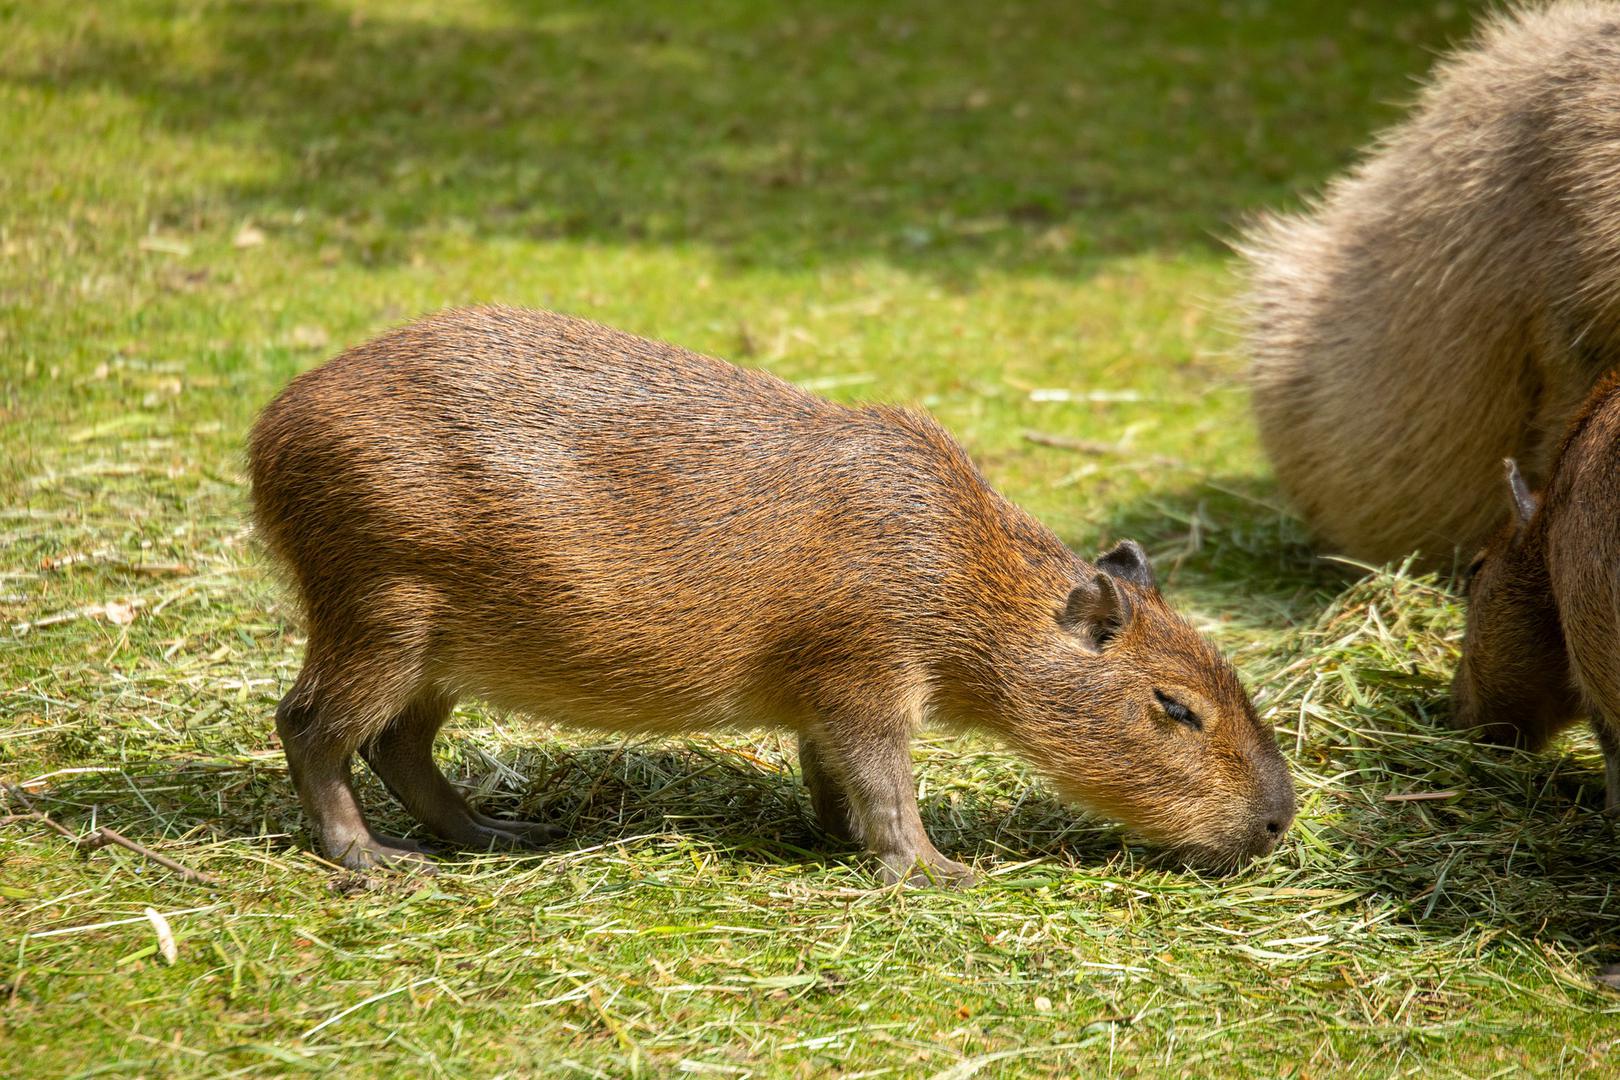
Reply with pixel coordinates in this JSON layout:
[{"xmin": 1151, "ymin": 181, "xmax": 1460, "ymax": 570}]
[{"xmin": 4, "ymin": 0, "xmax": 1618, "ymax": 1075}]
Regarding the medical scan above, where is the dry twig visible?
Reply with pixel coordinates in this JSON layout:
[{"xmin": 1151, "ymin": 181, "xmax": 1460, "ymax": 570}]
[{"xmin": 1, "ymin": 786, "xmax": 221, "ymax": 887}]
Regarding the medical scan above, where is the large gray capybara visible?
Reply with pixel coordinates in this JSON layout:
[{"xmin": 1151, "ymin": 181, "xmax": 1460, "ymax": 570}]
[{"xmin": 1240, "ymin": 1, "xmax": 1620, "ymax": 564}]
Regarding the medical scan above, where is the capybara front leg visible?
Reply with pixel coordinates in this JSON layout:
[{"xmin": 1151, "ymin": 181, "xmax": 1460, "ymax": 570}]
[
  {"xmin": 1595, "ymin": 715, "xmax": 1620, "ymax": 815},
  {"xmin": 797, "ymin": 731, "xmax": 854, "ymax": 842},
  {"xmin": 815, "ymin": 716, "xmax": 974, "ymax": 888}
]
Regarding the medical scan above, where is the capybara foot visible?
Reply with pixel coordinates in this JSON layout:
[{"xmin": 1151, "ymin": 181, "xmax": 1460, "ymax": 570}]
[
  {"xmin": 333, "ymin": 834, "xmax": 438, "ymax": 873},
  {"xmin": 465, "ymin": 814, "xmax": 565, "ymax": 851},
  {"xmin": 877, "ymin": 850, "xmax": 977, "ymax": 889}
]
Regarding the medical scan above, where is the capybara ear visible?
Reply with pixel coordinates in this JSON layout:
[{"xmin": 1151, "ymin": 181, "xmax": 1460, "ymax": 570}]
[
  {"xmin": 1096, "ymin": 539, "xmax": 1157, "ymax": 592},
  {"xmin": 1061, "ymin": 573, "xmax": 1133, "ymax": 649},
  {"xmin": 1504, "ymin": 458, "xmax": 1538, "ymax": 526}
]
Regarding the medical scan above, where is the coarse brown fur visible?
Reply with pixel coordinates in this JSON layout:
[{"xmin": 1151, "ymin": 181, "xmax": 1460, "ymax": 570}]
[
  {"xmin": 1240, "ymin": 1, "xmax": 1620, "ymax": 564},
  {"xmin": 1453, "ymin": 369, "xmax": 1620, "ymax": 809},
  {"xmin": 248, "ymin": 306, "xmax": 1295, "ymax": 883}
]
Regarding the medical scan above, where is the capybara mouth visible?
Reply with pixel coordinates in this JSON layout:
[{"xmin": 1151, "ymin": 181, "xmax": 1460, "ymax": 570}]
[
  {"xmin": 1173, "ymin": 843, "xmax": 1264, "ymax": 876},
  {"xmin": 1165, "ymin": 821, "xmax": 1287, "ymax": 875}
]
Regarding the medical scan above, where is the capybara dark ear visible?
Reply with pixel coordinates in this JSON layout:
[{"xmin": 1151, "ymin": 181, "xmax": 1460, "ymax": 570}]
[
  {"xmin": 1061, "ymin": 573, "xmax": 1133, "ymax": 649},
  {"xmin": 1503, "ymin": 458, "xmax": 1538, "ymax": 526},
  {"xmin": 1096, "ymin": 539, "xmax": 1157, "ymax": 591}
]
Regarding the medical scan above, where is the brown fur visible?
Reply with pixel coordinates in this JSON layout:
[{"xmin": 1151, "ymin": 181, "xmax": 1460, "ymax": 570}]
[
  {"xmin": 249, "ymin": 306, "xmax": 1295, "ymax": 883},
  {"xmin": 1454, "ymin": 369, "xmax": 1620, "ymax": 809},
  {"xmin": 1240, "ymin": 1, "xmax": 1620, "ymax": 563}
]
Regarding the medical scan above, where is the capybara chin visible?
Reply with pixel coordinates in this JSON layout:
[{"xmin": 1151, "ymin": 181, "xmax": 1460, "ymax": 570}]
[
  {"xmin": 1454, "ymin": 371, "xmax": 1620, "ymax": 811},
  {"xmin": 1240, "ymin": 1, "xmax": 1620, "ymax": 564},
  {"xmin": 249, "ymin": 306, "xmax": 1295, "ymax": 884}
]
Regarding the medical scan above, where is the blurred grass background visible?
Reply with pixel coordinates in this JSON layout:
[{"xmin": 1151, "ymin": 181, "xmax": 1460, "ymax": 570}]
[{"xmin": 4, "ymin": 1, "xmax": 1619, "ymax": 1075}]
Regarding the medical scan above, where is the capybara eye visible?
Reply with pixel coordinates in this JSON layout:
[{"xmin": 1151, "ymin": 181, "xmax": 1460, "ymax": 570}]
[{"xmin": 1153, "ymin": 689, "xmax": 1201, "ymax": 731}]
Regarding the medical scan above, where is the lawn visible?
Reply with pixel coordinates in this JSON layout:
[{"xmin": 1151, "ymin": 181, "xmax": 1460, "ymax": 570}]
[{"xmin": 4, "ymin": 1, "xmax": 1618, "ymax": 1075}]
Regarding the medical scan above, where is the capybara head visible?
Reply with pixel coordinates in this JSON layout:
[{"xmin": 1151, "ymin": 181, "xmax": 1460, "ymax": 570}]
[
  {"xmin": 1452, "ymin": 459, "xmax": 1581, "ymax": 746},
  {"xmin": 1004, "ymin": 541, "xmax": 1296, "ymax": 870}
]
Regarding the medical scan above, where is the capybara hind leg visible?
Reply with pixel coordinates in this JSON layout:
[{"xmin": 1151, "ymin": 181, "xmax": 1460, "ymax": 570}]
[
  {"xmin": 797, "ymin": 732, "xmax": 853, "ymax": 842},
  {"xmin": 360, "ymin": 692, "xmax": 561, "ymax": 850},
  {"xmin": 276, "ymin": 692, "xmax": 434, "ymax": 872},
  {"xmin": 814, "ymin": 715, "xmax": 974, "ymax": 889}
]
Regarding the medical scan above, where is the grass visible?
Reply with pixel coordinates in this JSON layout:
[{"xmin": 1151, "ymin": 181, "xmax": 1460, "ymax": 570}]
[{"xmin": 3, "ymin": 0, "xmax": 1619, "ymax": 1075}]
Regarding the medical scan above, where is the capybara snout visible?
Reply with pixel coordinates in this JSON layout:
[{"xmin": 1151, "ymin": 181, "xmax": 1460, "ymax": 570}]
[{"xmin": 250, "ymin": 306, "xmax": 1293, "ymax": 881}]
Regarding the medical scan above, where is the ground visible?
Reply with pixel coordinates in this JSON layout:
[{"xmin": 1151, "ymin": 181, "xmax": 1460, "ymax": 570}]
[{"xmin": 3, "ymin": 1, "xmax": 1618, "ymax": 1076}]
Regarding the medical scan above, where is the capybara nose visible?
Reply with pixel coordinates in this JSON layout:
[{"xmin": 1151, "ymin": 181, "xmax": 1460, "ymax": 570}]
[{"xmin": 1258, "ymin": 789, "xmax": 1295, "ymax": 851}]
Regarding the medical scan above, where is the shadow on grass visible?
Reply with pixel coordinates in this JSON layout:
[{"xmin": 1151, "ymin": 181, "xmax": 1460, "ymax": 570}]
[
  {"xmin": 1307, "ymin": 740, "xmax": 1620, "ymax": 950},
  {"xmin": 468, "ymin": 742, "xmax": 1140, "ymax": 871},
  {"xmin": 18, "ymin": 0, "xmax": 1478, "ymax": 277},
  {"xmin": 18, "ymin": 725, "xmax": 1620, "ymax": 948},
  {"xmin": 11, "ymin": 741, "xmax": 1135, "ymax": 881}
]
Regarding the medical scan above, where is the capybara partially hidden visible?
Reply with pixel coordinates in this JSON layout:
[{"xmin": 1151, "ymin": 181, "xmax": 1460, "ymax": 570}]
[
  {"xmin": 250, "ymin": 306, "xmax": 1295, "ymax": 883},
  {"xmin": 1454, "ymin": 371, "xmax": 1620, "ymax": 810},
  {"xmin": 1240, "ymin": 1, "xmax": 1620, "ymax": 564}
]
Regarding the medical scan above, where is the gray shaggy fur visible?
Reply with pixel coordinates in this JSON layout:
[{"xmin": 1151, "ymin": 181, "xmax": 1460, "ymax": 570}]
[{"xmin": 1240, "ymin": 1, "xmax": 1620, "ymax": 564}]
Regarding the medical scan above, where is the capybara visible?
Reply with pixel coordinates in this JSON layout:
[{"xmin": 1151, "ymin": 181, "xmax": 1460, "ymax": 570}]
[
  {"xmin": 1453, "ymin": 370, "xmax": 1620, "ymax": 810},
  {"xmin": 1240, "ymin": 1, "xmax": 1620, "ymax": 564},
  {"xmin": 249, "ymin": 306, "xmax": 1295, "ymax": 883}
]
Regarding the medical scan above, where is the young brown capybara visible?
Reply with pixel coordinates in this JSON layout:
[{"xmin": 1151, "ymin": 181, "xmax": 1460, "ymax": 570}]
[
  {"xmin": 249, "ymin": 306, "xmax": 1295, "ymax": 884},
  {"xmin": 1240, "ymin": 1, "xmax": 1620, "ymax": 564},
  {"xmin": 1453, "ymin": 370, "xmax": 1620, "ymax": 810}
]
